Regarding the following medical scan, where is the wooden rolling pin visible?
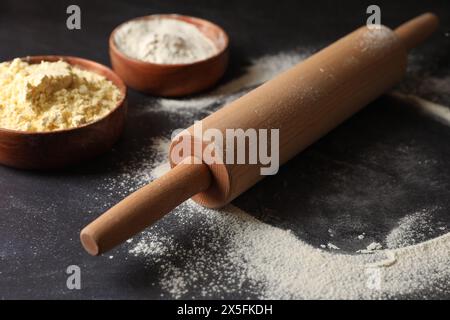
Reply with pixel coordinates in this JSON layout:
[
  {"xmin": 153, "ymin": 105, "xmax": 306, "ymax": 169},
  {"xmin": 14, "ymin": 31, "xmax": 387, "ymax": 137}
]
[{"xmin": 81, "ymin": 13, "xmax": 439, "ymax": 255}]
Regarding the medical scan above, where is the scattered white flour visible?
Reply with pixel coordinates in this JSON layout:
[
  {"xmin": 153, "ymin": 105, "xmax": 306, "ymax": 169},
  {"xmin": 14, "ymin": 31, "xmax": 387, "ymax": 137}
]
[
  {"xmin": 357, "ymin": 242, "xmax": 383, "ymax": 254},
  {"xmin": 100, "ymin": 136, "xmax": 171, "ymax": 198},
  {"xmin": 129, "ymin": 199, "xmax": 450, "ymax": 299},
  {"xmin": 327, "ymin": 243, "xmax": 340, "ymax": 250},
  {"xmin": 398, "ymin": 53, "xmax": 450, "ymax": 106},
  {"xmin": 390, "ymin": 91, "xmax": 450, "ymax": 125},
  {"xmin": 98, "ymin": 49, "xmax": 450, "ymax": 299},
  {"xmin": 367, "ymin": 242, "xmax": 383, "ymax": 251},
  {"xmin": 114, "ymin": 17, "xmax": 218, "ymax": 64},
  {"xmin": 386, "ymin": 208, "xmax": 442, "ymax": 249},
  {"xmin": 358, "ymin": 26, "xmax": 398, "ymax": 53},
  {"xmin": 365, "ymin": 250, "xmax": 397, "ymax": 268},
  {"xmin": 215, "ymin": 51, "xmax": 312, "ymax": 94},
  {"xmin": 125, "ymin": 138, "xmax": 450, "ymax": 298},
  {"xmin": 328, "ymin": 228, "xmax": 335, "ymax": 237},
  {"xmin": 147, "ymin": 51, "xmax": 313, "ymax": 114}
]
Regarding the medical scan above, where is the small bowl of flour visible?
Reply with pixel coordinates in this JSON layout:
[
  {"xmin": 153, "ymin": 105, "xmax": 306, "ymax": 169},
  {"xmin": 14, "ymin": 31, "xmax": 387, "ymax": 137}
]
[{"xmin": 110, "ymin": 14, "xmax": 229, "ymax": 97}]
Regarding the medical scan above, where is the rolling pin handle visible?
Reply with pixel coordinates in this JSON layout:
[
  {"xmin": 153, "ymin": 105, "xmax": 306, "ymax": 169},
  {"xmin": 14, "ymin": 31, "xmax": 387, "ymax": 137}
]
[
  {"xmin": 80, "ymin": 156, "xmax": 212, "ymax": 256},
  {"xmin": 394, "ymin": 12, "xmax": 439, "ymax": 51}
]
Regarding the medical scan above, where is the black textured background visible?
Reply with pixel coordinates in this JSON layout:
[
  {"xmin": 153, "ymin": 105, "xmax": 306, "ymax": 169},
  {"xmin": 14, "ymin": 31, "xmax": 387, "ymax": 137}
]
[{"xmin": 0, "ymin": 0, "xmax": 449, "ymax": 299}]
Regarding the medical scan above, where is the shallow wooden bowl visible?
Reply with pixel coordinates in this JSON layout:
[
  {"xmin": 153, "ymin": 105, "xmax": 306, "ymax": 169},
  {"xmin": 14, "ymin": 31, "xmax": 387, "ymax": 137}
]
[
  {"xmin": 109, "ymin": 14, "xmax": 229, "ymax": 97},
  {"xmin": 0, "ymin": 55, "xmax": 127, "ymax": 170}
]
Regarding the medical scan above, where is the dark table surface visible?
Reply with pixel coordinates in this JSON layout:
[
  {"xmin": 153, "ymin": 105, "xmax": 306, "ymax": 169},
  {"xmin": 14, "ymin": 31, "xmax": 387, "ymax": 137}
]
[{"xmin": 0, "ymin": 0, "xmax": 449, "ymax": 299}]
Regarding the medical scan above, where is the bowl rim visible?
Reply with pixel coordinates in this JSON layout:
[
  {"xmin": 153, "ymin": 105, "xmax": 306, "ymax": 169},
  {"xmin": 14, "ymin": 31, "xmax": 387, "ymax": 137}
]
[
  {"xmin": 0, "ymin": 55, "xmax": 127, "ymax": 136},
  {"xmin": 109, "ymin": 13, "xmax": 230, "ymax": 68}
]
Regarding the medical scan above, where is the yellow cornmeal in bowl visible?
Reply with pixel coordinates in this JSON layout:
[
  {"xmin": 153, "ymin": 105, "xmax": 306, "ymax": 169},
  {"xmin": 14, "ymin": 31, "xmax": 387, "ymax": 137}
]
[{"xmin": 0, "ymin": 58, "xmax": 122, "ymax": 132}]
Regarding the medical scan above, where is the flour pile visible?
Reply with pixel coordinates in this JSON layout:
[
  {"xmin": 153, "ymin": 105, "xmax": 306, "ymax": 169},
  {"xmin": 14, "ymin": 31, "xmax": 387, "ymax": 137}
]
[
  {"xmin": 128, "ymin": 160, "xmax": 450, "ymax": 299},
  {"xmin": 0, "ymin": 59, "xmax": 122, "ymax": 132},
  {"xmin": 103, "ymin": 50, "xmax": 449, "ymax": 299},
  {"xmin": 114, "ymin": 17, "xmax": 218, "ymax": 64}
]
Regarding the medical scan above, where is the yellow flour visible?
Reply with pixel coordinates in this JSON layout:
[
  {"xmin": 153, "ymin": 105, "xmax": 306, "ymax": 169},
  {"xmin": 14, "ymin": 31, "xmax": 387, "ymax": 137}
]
[{"xmin": 0, "ymin": 58, "xmax": 122, "ymax": 132}]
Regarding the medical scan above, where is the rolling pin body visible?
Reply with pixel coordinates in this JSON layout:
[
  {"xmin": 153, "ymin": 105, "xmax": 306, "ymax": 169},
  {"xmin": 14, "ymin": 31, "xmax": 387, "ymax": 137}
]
[{"xmin": 173, "ymin": 25, "xmax": 407, "ymax": 208}]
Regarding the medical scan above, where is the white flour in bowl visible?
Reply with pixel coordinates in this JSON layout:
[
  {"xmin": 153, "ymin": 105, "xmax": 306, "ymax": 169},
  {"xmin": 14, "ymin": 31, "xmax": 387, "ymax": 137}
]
[{"xmin": 114, "ymin": 18, "xmax": 218, "ymax": 64}]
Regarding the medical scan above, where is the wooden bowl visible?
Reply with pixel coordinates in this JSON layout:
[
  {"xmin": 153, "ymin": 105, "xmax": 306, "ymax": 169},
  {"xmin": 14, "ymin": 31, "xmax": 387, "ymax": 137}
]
[
  {"xmin": 109, "ymin": 14, "xmax": 229, "ymax": 97},
  {"xmin": 0, "ymin": 56, "xmax": 127, "ymax": 170}
]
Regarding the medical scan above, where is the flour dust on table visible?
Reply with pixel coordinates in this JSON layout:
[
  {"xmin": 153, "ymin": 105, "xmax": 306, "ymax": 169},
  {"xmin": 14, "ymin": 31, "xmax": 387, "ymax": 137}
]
[{"xmin": 98, "ymin": 49, "xmax": 449, "ymax": 299}]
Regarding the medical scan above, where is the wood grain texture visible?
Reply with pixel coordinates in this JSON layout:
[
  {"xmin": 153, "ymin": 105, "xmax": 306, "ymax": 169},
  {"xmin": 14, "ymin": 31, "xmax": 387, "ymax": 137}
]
[
  {"xmin": 0, "ymin": 56, "xmax": 127, "ymax": 170},
  {"xmin": 109, "ymin": 14, "xmax": 229, "ymax": 97}
]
